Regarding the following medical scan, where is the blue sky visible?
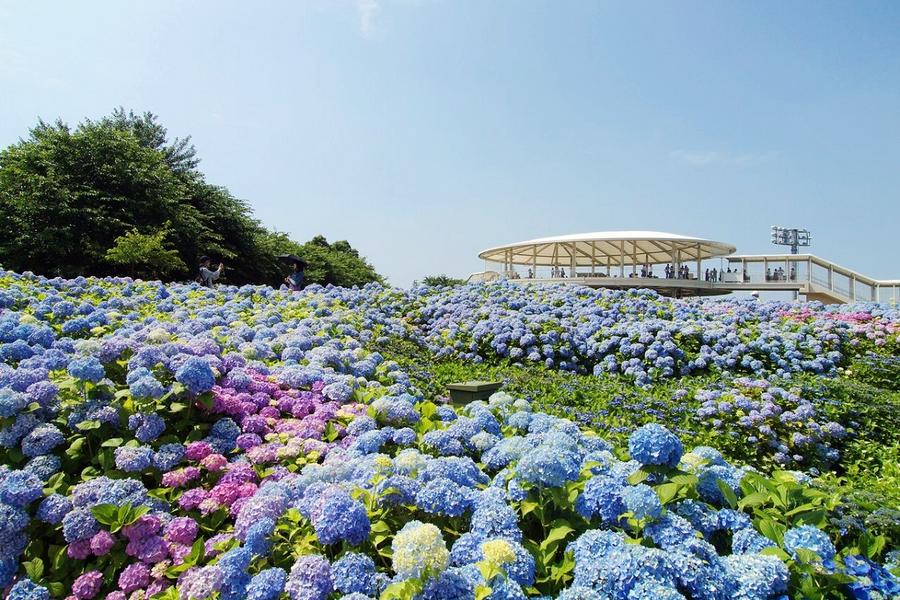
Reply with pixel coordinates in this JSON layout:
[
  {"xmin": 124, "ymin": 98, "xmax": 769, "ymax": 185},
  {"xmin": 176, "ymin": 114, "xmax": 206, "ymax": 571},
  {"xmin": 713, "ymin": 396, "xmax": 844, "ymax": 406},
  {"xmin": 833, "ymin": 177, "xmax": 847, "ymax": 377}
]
[{"xmin": 2, "ymin": 1, "xmax": 899, "ymax": 286}]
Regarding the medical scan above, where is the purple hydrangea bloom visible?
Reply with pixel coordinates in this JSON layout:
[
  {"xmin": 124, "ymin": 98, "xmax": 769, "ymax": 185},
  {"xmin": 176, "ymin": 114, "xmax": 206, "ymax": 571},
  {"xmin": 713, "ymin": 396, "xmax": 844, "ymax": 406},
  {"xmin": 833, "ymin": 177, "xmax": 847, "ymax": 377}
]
[{"xmin": 284, "ymin": 554, "xmax": 333, "ymax": 600}]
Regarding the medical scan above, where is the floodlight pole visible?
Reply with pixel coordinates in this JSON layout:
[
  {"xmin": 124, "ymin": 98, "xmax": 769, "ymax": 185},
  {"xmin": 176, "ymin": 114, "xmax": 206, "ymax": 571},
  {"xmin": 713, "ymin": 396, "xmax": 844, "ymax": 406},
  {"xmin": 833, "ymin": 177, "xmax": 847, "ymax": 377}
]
[{"xmin": 771, "ymin": 226, "xmax": 812, "ymax": 301}]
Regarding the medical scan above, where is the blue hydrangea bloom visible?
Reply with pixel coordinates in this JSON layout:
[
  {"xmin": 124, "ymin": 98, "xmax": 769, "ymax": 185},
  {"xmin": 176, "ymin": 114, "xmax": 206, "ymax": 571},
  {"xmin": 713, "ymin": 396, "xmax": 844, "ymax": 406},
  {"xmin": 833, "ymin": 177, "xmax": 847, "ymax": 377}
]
[
  {"xmin": 0, "ymin": 470, "xmax": 44, "ymax": 507},
  {"xmin": 621, "ymin": 484, "xmax": 662, "ymax": 521},
  {"xmin": 7, "ymin": 579, "xmax": 50, "ymax": 600},
  {"xmin": 20, "ymin": 424, "xmax": 64, "ymax": 457},
  {"xmin": 175, "ymin": 356, "xmax": 216, "ymax": 394},
  {"xmin": 114, "ymin": 445, "xmax": 154, "ymax": 472},
  {"xmin": 245, "ymin": 517, "xmax": 276, "ymax": 556},
  {"xmin": 415, "ymin": 477, "xmax": 473, "ymax": 517},
  {"xmin": 246, "ymin": 567, "xmax": 287, "ymax": 600},
  {"xmin": 128, "ymin": 412, "xmax": 166, "ymax": 443},
  {"xmin": 67, "ymin": 356, "xmax": 105, "ymax": 383},
  {"xmin": 129, "ymin": 376, "xmax": 165, "ymax": 399},
  {"xmin": 516, "ymin": 444, "xmax": 580, "ymax": 488},
  {"xmin": 420, "ymin": 568, "xmax": 474, "ymax": 600},
  {"xmin": 470, "ymin": 501, "xmax": 522, "ymax": 541},
  {"xmin": 62, "ymin": 508, "xmax": 99, "ymax": 542},
  {"xmin": 628, "ymin": 424, "xmax": 683, "ymax": 467},
  {"xmin": 576, "ymin": 476, "xmax": 626, "ymax": 524},
  {"xmin": 310, "ymin": 487, "xmax": 371, "ymax": 546},
  {"xmin": 783, "ymin": 525, "xmax": 836, "ymax": 561},
  {"xmin": 732, "ymin": 528, "xmax": 776, "ymax": 555},
  {"xmin": 36, "ymin": 494, "xmax": 72, "ymax": 524},
  {"xmin": 23, "ymin": 455, "xmax": 60, "ymax": 480},
  {"xmin": 153, "ymin": 443, "xmax": 185, "ymax": 471},
  {"xmin": 721, "ymin": 554, "xmax": 789, "ymax": 599},
  {"xmin": 332, "ymin": 552, "xmax": 377, "ymax": 596},
  {"xmin": 696, "ymin": 465, "xmax": 744, "ymax": 506},
  {"xmin": 0, "ymin": 389, "xmax": 28, "ymax": 419}
]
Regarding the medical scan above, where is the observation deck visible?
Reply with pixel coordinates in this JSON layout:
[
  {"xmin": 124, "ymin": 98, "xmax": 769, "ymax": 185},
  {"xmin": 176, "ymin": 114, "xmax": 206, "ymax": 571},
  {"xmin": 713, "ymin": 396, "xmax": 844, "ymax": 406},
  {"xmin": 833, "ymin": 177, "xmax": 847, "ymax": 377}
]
[{"xmin": 473, "ymin": 231, "xmax": 899, "ymax": 304}]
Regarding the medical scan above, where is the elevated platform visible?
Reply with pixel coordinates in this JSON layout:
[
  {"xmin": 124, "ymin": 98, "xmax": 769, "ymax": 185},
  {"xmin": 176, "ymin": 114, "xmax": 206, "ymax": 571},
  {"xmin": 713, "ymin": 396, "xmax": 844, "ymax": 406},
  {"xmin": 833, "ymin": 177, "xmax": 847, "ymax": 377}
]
[
  {"xmin": 498, "ymin": 255, "xmax": 900, "ymax": 304},
  {"xmin": 476, "ymin": 231, "xmax": 899, "ymax": 305}
]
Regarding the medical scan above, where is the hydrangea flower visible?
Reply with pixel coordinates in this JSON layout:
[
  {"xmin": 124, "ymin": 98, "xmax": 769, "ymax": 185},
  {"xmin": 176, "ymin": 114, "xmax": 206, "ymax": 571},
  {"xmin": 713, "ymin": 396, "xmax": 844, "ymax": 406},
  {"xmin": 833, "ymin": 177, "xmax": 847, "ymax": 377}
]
[
  {"xmin": 392, "ymin": 520, "xmax": 450, "ymax": 580},
  {"xmin": 621, "ymin": 484, "xmax": 662, "ymax": 521},
  {"xmin": 246, "ymin": 567, "xmax": 287, "ymax": 600},
  {"xmin": 309, "ymin": 486, "xmax": 370, "ymax": 546},
  {"xmin": 332, "ymin": 552, "xmax": 377, "ymax": 596},
  {"xmin": 175, "ymin": 356, "xmax": 216, "ymax": 395},
  {"xmin": 72, "ymin": 570, "xmax": 103, "ymax": 600},
  {"xmin": 284, "ymin": 554, "xmax": 333, "ymax": 600},
  {"xmin": 783, "ymin": 524, "xmax": 836, "ymax": 561},
  {"xmin": 628, "ymin": 424, "xmax": 683, "ymax": 467},
  {"xmin": 67, "ymin": 356, "xmax": 105, "ymax": 383}
]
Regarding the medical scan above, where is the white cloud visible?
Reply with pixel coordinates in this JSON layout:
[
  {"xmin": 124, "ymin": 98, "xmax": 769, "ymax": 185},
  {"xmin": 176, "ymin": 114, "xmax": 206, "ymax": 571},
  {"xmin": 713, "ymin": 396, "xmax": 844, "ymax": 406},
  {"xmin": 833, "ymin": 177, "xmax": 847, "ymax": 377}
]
[
  {"xmin": 669, "ymin": 149, "xmax": 778, "ymax": 167},
  {"xmin": 356, "ymin": 0, "xmax": 381, "ymax": 38}
]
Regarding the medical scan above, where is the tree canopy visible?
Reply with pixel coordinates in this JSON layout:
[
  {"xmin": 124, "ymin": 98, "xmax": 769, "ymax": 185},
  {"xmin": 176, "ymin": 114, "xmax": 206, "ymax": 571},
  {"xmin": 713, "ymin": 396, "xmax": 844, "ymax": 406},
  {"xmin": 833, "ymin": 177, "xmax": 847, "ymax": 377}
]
[
  {"xmin": 0, "ymin": 109, "xmax": 382, "ymax": 288},
  {"xmin": 418, "ymin": 274, "xmax": 465, "ymax": 287}
]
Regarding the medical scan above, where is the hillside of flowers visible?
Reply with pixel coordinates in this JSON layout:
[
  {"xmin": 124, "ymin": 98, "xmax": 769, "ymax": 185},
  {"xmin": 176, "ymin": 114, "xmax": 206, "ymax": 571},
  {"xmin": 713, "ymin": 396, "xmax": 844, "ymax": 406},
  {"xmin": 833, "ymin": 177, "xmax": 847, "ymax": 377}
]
[{"xmin": 0, "ymin": 270, "xmax": 898, "ymax": 600}]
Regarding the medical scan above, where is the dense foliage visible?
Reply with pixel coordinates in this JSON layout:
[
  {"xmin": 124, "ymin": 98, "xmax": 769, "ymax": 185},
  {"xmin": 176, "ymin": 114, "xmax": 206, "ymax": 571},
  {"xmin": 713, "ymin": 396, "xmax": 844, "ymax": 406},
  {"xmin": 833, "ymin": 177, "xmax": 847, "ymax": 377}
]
[
  {"xmin": 0, "ymin": 110, "xmax": 381, "ymax": 288},
  {"xmin": 417, "ymin": 276, "xmax": 466, "ymax": 287},
  {"xmin": 0, "ymin": 272, "xmax": 897, "ymax": 599}
]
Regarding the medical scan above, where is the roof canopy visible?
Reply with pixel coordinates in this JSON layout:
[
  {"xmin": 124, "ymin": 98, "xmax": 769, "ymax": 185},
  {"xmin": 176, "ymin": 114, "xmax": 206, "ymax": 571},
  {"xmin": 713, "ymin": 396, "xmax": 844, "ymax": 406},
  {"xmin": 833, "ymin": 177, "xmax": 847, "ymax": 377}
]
[{"xmin": 478, "ymin": 231, "xmax": 736, "ymax": 267}]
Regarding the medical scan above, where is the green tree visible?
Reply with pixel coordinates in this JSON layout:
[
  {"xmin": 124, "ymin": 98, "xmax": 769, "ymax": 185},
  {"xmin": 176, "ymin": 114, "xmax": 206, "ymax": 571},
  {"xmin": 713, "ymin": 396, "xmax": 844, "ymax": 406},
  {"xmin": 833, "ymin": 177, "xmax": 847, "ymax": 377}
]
[
  {"xmin": 0, "ymin": 119, "xmax": 195, "ymax": 277},
  {"xmin": 0, "ymin": 109, "xmax": 385, "ymax": 288},
  {"xmin": 105, "ymin": 227, "xmax": 186, "ymax": 279},
  {"xmin": 420, "ymin": 274, "xmax": 465, "ymax": 287}
]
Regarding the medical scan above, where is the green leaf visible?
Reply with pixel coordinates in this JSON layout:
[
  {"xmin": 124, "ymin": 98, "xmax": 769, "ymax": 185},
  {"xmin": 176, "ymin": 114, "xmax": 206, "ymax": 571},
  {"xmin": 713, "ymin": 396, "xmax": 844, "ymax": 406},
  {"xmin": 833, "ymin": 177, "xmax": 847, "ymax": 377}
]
[
  {"xmin": 50, "ymin": 544, "xmax": 67, "ymax": 571},
  {"xmin": 76, "ymin": 419, "xmax": 101, "ymax": 431},
  {"xmin": 627, "ymin": 469, "xmax": 651, "ymax": 485},
  {"xmin": 795, "ymin": 547, "xmax": 822, "ymax": 564},
  {"xmin": 91, "ymin": 503, "xmax": 120, "ymax": 526},
  {"xmin": 737, "ymin": 491, "xmax": 768, "ymax": 510},
  {"xmin": 716, "ymin": 479, "xmax": 738, "ymax": 509},
  {"xmin": 474, "ymin": 585, "xmax": 492, "ymax": 600},
  {"xmin": 668, "ymin": 473, "xmax": 698, "ymax": 486},
  {"xmin": 117, "ymin": 504, "xmax": 131, "ymax": 525},
  {"xmin": 519, "ymin": 499, "xmax": 540, "ymax": 517},
  {"xmin": 757, "ymin": 519, "xmax": 785, "ymax": 544},
  {"xmin": 100, "ymin": 437, "xmax": 124, "ymax": 448},
  {"xmin": 655, "ymin": 482, "xmax": 679, "ymax": 505},
  {"xmin": 370, "ymin": 520, "xmax": 391, "ymax": 534},
  {"xmin": 760, "ymin": 546, "xmax": 790, "ymax": 561},
  {"xmin": 197, "ymin": 393, "xmax": 214, "ymax": 410},
  {"xmin": 66, "ymin": 436, "xmax": 86, "ymax": 458},
  {"xmin": 540, "ymin": 521, "xmax": 575, "ymax": 552},
  {"xmin": 23, "ymin": 558, "xmax": 44, "ymax": 581}
]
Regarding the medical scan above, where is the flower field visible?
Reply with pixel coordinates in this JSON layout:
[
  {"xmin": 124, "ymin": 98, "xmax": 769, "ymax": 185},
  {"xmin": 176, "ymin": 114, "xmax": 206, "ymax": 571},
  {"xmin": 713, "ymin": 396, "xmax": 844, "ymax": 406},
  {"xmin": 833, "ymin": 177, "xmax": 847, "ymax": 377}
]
[{"xmin": 0, "ymin": 271, "xmax": 898, "ymax": 600}]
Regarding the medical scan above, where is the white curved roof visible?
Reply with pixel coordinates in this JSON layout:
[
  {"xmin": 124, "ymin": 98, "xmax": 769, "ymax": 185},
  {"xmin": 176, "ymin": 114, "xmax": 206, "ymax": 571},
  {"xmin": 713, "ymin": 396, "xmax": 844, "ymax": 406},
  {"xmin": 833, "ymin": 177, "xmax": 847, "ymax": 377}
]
[{"xmin": 479, "ymin": 231, "xmax": 736, "ymax": 267}]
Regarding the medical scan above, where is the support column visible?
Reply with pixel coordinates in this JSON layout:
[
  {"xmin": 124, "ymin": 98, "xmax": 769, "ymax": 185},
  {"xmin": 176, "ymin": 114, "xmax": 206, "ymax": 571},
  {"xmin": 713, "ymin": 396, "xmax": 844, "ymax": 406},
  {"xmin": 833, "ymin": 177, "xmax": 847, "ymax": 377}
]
[
  {"xmin": 670, "ymin": 242, "xmax": 677, "ymax": 278},
  {"xmin": 695, "ymin": 243, "xmax": 701, "ymax": 282},
  {"xmin": 619, "ymin": 241, "xmax": 625, "ymax": 278},
  {"xmin": 569, "ymin": 244, "xmax": 576, "ymax": 277},
  {"xmin": 532, "ymin": 246, "xmax": 537, "ymax": 279}
]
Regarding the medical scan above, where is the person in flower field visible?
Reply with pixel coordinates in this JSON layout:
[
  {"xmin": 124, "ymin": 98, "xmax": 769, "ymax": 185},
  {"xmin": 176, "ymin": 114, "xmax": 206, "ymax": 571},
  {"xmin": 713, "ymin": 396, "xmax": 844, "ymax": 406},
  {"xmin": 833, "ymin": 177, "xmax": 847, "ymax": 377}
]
[
  {"xmin": 284, "ymin": 260, "xmax": 306, "ymax": 291},
  {"xmin": 197, "ymin": 256, "xmax": 224, "ymax": 287}
]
